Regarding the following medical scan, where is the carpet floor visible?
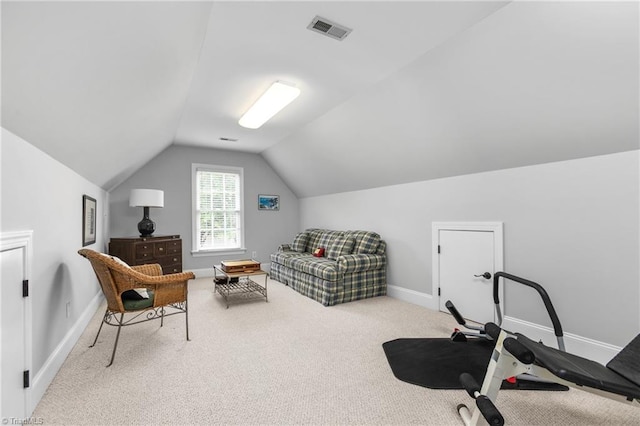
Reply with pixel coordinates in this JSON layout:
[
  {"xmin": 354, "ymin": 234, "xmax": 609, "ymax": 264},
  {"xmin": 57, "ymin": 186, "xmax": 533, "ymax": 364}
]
[{"xmin": 32, "ymin": 277, "xmax": 639, "ymax": 425}]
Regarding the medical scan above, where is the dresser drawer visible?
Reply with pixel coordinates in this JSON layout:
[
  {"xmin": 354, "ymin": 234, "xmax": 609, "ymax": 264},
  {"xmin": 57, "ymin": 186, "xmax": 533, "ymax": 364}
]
[
  {"xmin": 158, "ymin": 255, "xmax": 182, "ymax": 273},
  {"xmin": 162, "ymin": 264, "xmax": 182, "ymax": 274},
  {"xmin": 166, "ymin": 240, "xmax": 181, "ymax": 255},
  {"xmin": 135, "ymin": 243, "xmax": 154, "ymax": 260},
  {"xmin": 154, "ymin": 242, "xmax": 167, "ymax": 257}
]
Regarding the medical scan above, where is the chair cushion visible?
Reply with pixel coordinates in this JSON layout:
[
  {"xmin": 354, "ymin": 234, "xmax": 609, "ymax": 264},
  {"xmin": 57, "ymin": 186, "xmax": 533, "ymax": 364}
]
[{"xmin": 122, "ymin": 289, "xmax": 155, "ymax": 310}]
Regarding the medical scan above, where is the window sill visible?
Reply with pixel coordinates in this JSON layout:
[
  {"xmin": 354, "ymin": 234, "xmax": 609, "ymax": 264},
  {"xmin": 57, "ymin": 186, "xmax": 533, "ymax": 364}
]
[{"xmin": 191, "ymin": 248, "xmax": 247, "ymax": 258}]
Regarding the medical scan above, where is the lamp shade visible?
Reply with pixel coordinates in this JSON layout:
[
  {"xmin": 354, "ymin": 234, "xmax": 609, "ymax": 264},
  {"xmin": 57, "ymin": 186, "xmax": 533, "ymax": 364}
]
[{"xmin": 129, "ymin": 189, "xmax": 164, "ymax": 208}]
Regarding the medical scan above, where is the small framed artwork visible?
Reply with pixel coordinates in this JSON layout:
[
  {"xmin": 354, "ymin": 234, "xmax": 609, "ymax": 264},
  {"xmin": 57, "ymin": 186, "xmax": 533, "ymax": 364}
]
[
  {"xmin": 82, "ymin": 195, "xmax": 97, "ymax": 246},
  {"xmin": 258, "ymin": 194, "xmax": 280, "ymax": 211}
]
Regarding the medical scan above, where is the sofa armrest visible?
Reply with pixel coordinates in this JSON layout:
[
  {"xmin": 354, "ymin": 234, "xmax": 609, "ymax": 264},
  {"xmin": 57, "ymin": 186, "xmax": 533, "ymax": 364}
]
[
  {"xmin": 278, "ymin": 244, "xmax": 292, "ymax": 252},
  {"xmin": 337, "ymin": 254, "xmax": 386, "ymax": 273}
]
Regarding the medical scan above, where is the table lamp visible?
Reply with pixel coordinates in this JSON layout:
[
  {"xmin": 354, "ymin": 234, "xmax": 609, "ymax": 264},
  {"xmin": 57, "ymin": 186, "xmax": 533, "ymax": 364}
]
[{"xmin": 129, "ymin": 189, "xmax": 164, "ymax": 237}]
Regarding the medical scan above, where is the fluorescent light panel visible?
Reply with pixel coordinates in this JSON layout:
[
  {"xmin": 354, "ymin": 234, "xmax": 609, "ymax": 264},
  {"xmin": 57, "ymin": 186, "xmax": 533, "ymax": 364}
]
[{"xmin": 238, "ymin": 81, "xmax": 300, "ymax": 129}]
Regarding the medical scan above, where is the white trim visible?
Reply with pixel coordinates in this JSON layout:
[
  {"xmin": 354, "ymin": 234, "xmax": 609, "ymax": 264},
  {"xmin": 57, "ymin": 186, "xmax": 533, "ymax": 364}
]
[
  {"xmin": 191, "ymin": 163, "xmax": 245, "ymax": 254},
  {"xmin": 191, "ymin": 248, "xmax": 247, "ymax": 258},
  {"xmin": 431, "ymin": 222, "xmax": 504, "ymax": 320},
  {"xmin": 386, "ymin": 285, "xmax": 436, "ymax": 310},
  {"xmin": 190, "ymin": 268, "xmax": 215, "ymax": 278},
  {"xmin": 501, "ymin": 316, "xmax": 622, "ymax": 365},
  {"xmin": 0, "ymin": 230, "xmax": 34, "ymax": 418},
  {"xmin": 31, "ymin": 291, "xmax": 104, "ymax": 411}
]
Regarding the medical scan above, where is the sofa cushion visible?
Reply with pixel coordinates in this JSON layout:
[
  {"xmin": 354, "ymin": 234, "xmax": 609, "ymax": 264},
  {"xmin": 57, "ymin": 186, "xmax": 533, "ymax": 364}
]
[
  {"xmin": 306, "ymin": 229, "xmax": 325, "ymax": 252},
  {"xmin": 321, "ymin": 231, "xmax": 343, "ymax": 250},
  {"xmin": 288, "ymin": 255, "xmax": 339, "ymax": 282},
  {"xmin": 292, "ymin": 232, "xmax": 309, "ymax": 252},
  {"xmin": 271, "ymin": 251, "xmax": 309, "ymax": 267},
  {"xmin": 348, "ymin": 230, "xmax": 381, "ymax": 254},
  {"xmin": 326, "ymin": 235, "xmax": 355, "ymax": 260}
]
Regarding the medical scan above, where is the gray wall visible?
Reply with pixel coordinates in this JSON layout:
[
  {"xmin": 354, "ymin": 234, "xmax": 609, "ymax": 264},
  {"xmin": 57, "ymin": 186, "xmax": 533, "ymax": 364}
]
[
  {"xmin": 1, "ymin": 128, "xmax": 107, "ymax": 390},
  {"xmin": 299, "ymin": 151, "xmax": 639, "ymax": 347},
  {"xmin": 109, "ymin": 145, "xmax": 299, "ymax": 271}
]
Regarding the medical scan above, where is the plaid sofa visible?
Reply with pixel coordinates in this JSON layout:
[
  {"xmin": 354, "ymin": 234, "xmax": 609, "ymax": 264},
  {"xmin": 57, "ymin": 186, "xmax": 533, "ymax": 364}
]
[{"xmin": 270, "ymin": 229, "xmax": 387, "ymax": 306}]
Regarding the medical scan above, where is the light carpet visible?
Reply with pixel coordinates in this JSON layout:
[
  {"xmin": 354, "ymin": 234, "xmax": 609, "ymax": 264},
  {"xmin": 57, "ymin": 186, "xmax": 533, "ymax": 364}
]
[{"xmin": 33, "ymin": 278, "xmax": 639, "ymax": 425}]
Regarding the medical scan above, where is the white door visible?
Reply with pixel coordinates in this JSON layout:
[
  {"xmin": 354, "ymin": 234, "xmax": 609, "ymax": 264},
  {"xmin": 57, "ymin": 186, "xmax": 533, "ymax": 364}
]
[
  {"xmin": 1, "ymin": 232, "xmax": 32, "ymax": 421},
  {"xmin": 433, "ymin": 223, "xmax": 503, "ymax": 325}
]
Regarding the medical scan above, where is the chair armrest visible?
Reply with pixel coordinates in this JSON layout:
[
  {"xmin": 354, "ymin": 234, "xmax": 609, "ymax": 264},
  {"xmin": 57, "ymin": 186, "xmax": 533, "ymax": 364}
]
[
  {"xmin": 131, "ymin": 263, "xmax": 162, "ymax": 276},
  {"xmin": 125, "ymin": 271, "xmax": 196, "ymax": 307},
  {"xmin": 111, "ymin": 262, "xmax": 194, "ymax": 300},
  {"xmin": 279, "ymin": 244, "xmax": 292, "ymax": 252},
  {"xmin": 337, "ymin": 254, "xmax": 386, "ymax": 273},
  {"xmin": 132, "ymin": 271, "xmax": 196, "ymax": 286}
]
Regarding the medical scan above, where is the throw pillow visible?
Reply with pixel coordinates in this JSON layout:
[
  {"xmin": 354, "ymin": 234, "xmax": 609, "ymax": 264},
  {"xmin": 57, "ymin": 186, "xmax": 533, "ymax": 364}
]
[
  {"xmin": 292, "ymin": 232, "xmax": 309, "ymax": 252},
  {"xmin": 111, "ymin": 255, "xmax": 131, "ymax": 268},
  {"xmin": 326, "ymin": 235, "xmax": 355, "ymax": 260},
  {"xmin": 312, "ymin": 247, "xmax": 325, "ymax": 257},
  {"xmin": 350, "ymin": 231, "xmax": 381, "ymax": 254}
]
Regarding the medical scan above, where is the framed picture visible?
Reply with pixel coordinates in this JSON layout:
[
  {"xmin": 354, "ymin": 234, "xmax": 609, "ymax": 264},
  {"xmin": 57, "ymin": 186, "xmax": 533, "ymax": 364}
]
[
  {"xmin": 258, "ymin": 194, "xmax": 280, "ymax": 211},
  {"xmin": 82, "ymin": 195, "xmax": 97, "ymax": 246}
]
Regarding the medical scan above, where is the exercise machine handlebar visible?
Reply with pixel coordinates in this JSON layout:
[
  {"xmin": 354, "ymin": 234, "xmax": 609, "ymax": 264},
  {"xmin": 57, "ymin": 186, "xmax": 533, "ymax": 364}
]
[{"xmin": 492, "ymin": 272, "xmax": 565, "ymax": 350}]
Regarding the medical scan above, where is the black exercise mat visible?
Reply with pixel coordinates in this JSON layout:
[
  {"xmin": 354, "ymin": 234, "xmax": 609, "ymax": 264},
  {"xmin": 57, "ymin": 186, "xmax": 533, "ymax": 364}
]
[{"xmin": 382, "ymin": 337, "xmax": 568, "ymax": 391}]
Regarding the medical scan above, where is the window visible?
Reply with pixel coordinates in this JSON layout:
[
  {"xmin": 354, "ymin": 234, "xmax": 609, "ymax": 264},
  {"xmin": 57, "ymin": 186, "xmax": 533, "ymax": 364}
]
[{"xmin": 192, "ymin": 164, "xmax": 244, "ymax": 254}]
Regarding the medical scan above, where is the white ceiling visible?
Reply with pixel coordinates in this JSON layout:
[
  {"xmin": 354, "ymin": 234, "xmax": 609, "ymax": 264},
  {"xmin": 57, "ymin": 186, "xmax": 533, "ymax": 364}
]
[
  {"xmin": 2, "ymin": 1, "xmax": 638, "ymax": 196},
  {"xmin": 174, "ymin": 1, "xmax": 509, "ymax": 152}
]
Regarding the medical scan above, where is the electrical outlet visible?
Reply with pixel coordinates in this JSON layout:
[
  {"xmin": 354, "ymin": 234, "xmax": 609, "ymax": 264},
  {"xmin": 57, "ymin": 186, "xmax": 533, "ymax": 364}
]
[
  {"xmin": 252, "ymin": 251, "xmax": 257, "ymax": 259},
  {"xmin": 66, "ymin": 301, "xmax": 71, "ymax": 318}
]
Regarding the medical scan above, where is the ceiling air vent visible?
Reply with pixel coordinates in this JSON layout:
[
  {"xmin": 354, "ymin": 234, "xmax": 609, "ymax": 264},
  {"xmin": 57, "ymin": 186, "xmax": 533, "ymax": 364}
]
[{"xmin": 307, "ymin": 16, "xmax": 352, "ymax": 41}]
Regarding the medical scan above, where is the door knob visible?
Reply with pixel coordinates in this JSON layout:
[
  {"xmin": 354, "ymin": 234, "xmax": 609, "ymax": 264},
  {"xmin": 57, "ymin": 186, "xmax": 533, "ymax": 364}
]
[{"xmin": 474, "ymin": 272, "xmax": 492, "ymax": 279}]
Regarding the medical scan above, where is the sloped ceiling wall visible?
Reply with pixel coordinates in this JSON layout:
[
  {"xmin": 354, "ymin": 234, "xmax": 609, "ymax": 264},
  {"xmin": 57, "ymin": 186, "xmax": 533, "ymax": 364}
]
[
  {"xmin": 1, "ymin": 2, "xmax": 212, "ymax": 190},
  {"xmin": 2, "ymin": 1, "xmax": 637, "ymax": 197},
  {"xmin": 262, "ymin": 1, "xmax": 639, "ymax": 197}
]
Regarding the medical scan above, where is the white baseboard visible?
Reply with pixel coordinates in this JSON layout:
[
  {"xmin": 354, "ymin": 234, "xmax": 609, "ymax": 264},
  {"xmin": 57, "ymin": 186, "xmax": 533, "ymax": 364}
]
[
  {"xmin": 385, "ymin": 286, "xmax": 622, "ymax": 365},
  {"xmin": 30, "ymin": 290, "xmax": 104, "ymax": 414},
  {"xmin": 387, "ymin": 284, "xmax": 437, "ymax": 310},
  {"xmin": 190, "ymin": 268, "xmax": 214, "ymax": 278},
  {"xmin": 501, "ymin": 316, "xmax": 622, "ymax": 365}
]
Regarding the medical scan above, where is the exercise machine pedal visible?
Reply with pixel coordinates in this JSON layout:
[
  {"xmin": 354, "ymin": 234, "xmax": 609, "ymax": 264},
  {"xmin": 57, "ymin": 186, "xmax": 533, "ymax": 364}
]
[{"xmin": 451, "ymin": 329, "xmax": 468, "ymax": 342}]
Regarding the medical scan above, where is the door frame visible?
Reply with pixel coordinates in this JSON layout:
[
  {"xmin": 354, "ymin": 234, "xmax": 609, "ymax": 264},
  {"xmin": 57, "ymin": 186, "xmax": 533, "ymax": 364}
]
[
  {"xmin": 432, "ymin": 222, "xmax": 504, "ymax": 318},
  {"xmin": 0, "ymin": 230, "xmax": 34, "ymax": 418}
]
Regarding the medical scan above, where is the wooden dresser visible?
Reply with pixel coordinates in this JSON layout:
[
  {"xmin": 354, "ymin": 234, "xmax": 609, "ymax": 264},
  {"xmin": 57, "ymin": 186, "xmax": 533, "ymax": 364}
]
[{"xmin": 109, "ymin": 235, "xmax": 182, "ymax": 274}]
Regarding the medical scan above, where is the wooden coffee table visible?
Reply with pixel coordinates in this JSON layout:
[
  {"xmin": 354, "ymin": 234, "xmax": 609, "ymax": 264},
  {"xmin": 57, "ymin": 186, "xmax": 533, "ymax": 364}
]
[{"xmin": 213, "ymin": 265, "xmax": 268, "ymax": 308}]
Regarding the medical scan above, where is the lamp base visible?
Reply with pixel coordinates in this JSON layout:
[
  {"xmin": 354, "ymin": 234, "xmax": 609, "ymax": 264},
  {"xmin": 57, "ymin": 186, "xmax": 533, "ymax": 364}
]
[{"xmin": 138, "ymin": 207, "xmax": 156, "ymax": 237}]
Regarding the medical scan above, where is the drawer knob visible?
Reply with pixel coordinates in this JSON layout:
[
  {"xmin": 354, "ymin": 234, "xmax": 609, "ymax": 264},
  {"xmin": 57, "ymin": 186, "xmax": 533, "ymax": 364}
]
[{"xmin": 159, "ymin": 247, "xmax": 164, "ymax": 251}]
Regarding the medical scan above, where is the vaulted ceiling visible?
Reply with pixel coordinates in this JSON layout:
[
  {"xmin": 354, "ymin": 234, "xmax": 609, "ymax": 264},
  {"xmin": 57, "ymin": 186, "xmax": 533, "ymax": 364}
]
[{"xmin": 2, "ymin": 1, "xmax": 638, "ymax": 197}]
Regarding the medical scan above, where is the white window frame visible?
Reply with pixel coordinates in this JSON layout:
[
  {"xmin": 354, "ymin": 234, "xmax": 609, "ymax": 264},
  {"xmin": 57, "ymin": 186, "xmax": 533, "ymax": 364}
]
[{"xmin": 191, "ymin": 163, "xmax": 246, "ymax": 256}]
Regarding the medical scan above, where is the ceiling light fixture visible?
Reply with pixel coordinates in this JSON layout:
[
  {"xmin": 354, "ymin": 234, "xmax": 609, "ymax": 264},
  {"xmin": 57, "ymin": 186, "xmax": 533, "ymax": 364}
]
[{"xmin": 238, "ymin": 81, "xmax": 301, "ymax": 129}]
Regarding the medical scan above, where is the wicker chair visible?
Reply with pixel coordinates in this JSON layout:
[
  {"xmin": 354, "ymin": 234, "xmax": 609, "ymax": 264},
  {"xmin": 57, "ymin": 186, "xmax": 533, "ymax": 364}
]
[{"xmin": 78, "ymin": 248, "xmax": 195, "ymax": 366}]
